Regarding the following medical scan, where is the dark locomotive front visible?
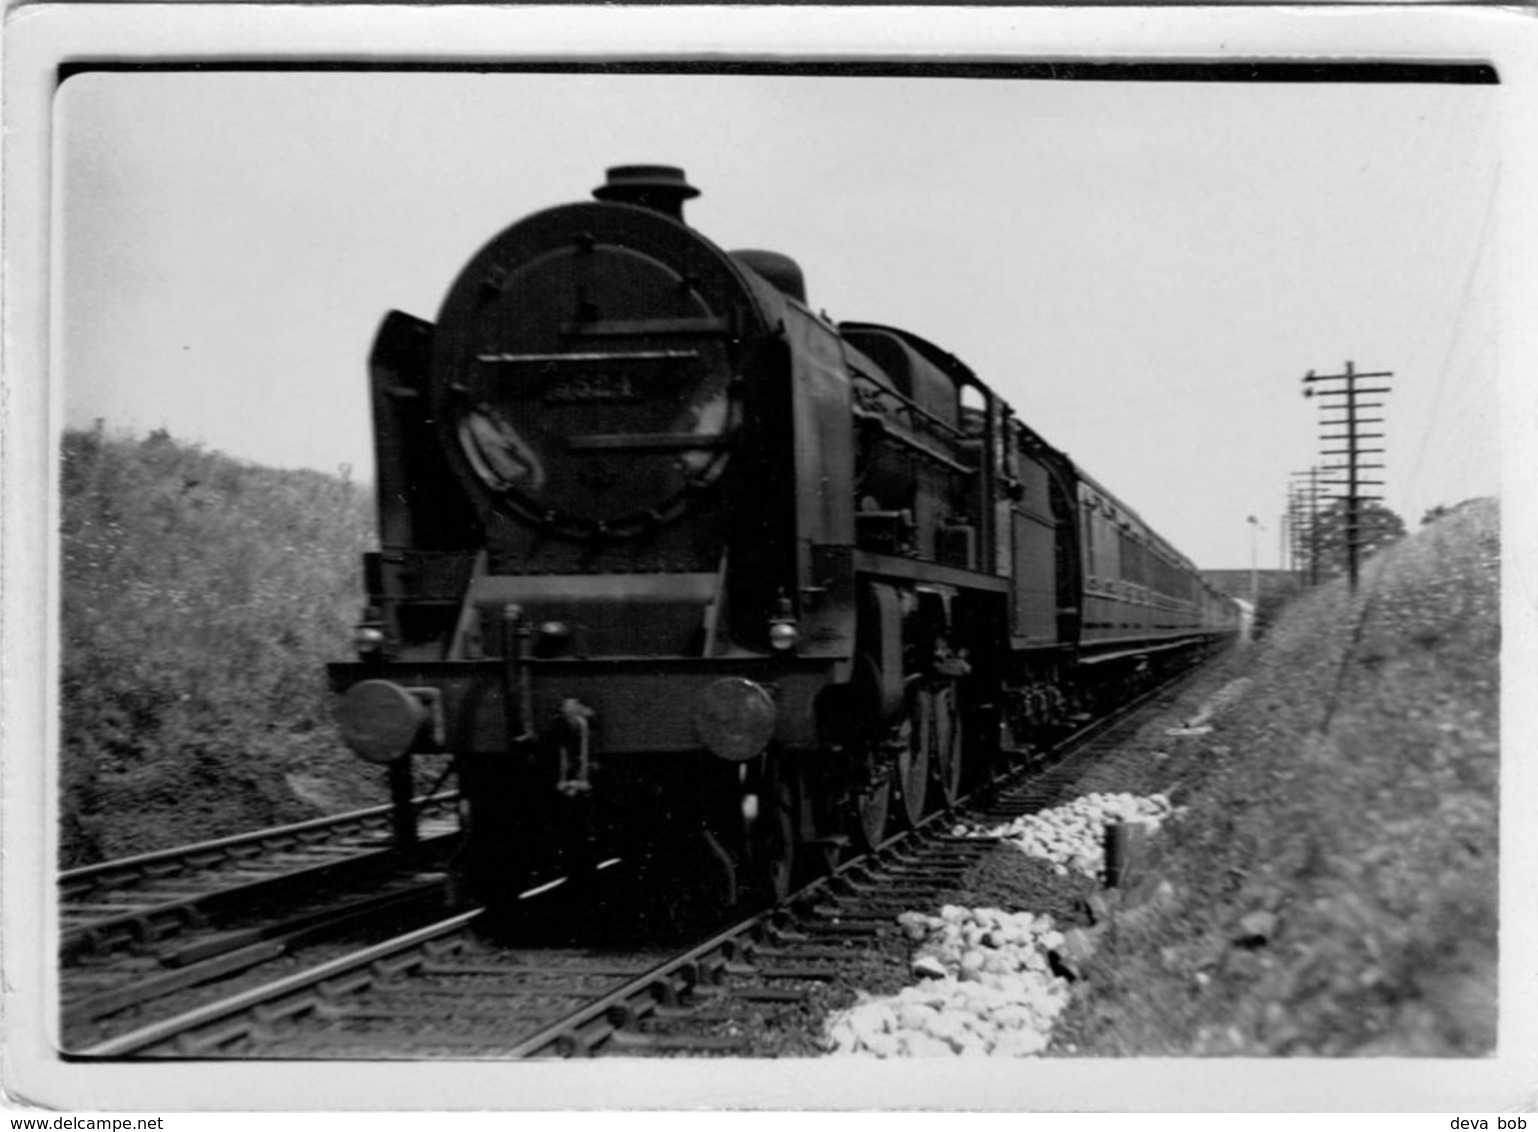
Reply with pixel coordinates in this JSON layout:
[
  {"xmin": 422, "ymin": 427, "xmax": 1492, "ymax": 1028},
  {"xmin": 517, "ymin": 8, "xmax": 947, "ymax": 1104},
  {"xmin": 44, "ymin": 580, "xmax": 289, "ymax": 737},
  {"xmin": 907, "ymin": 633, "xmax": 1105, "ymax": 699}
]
[{"xmin": 329, "ymin": 167, "xmax": 870, "ymax": 911}]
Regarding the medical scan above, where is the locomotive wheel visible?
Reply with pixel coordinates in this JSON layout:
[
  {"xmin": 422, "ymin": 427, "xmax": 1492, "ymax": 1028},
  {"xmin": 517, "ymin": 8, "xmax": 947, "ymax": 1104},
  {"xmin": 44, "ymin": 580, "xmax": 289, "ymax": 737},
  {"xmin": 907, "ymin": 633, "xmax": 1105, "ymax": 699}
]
[
  {"xmin": 932, "ymin": 684, "xmax": 964, "ymax": 808},
  {"xmin": 896, "ymin": 699, "xmax": 929, "ymax": 828}
]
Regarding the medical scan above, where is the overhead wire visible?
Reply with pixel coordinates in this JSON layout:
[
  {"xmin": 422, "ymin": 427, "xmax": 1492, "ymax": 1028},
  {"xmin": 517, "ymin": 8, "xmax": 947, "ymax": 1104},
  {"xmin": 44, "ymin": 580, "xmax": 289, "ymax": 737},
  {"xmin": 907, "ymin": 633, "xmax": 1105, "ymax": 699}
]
[{"xmin": 1399, "ymin": 98, "xmax": 1502, "ymax": 509}]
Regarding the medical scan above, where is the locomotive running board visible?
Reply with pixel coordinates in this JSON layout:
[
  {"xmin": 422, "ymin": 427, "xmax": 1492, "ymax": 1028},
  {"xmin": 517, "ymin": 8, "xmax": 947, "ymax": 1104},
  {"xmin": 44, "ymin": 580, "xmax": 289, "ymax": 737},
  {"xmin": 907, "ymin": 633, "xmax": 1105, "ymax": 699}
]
[{"xmin": 851, "ymin": 549, "xmax": 1009, "ymax": 593}]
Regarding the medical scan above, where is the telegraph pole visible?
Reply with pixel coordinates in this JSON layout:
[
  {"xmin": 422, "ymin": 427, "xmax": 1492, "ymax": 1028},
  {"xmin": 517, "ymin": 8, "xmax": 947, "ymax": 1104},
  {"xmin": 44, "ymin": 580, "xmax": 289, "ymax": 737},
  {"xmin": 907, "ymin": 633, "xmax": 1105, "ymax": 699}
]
[
  {"xmin": 1302, "ymin": 362, "xmax": 1393, "ymax": 592},
  {"xmin": 1285, "ymin": 479, "xmax": 1299, "ymax": 576},
  {"xmin": 1287, "ymin": 474, "xmax": 1305, "ymax": 579},
  {"xmin": 1287, "ymin": 467, "xmax": 1324, "ymax": 586}
]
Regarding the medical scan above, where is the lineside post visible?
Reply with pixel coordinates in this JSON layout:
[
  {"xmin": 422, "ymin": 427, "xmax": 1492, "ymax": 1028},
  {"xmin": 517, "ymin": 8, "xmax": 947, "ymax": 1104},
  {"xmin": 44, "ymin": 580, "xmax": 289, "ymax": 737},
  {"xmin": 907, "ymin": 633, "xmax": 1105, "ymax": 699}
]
[{"xmin": 1302, "ymin": 362, "xmax": 1394, "ymax": 592}]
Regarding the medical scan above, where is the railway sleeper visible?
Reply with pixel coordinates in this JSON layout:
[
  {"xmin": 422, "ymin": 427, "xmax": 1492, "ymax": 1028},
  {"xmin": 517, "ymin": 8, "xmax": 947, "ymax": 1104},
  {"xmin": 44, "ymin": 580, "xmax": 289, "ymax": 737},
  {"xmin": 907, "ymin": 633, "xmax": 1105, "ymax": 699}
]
[
  {"xmin": 856, "ymin": 866, "xmax": 973, "ymax": 884},
  {"xmin": 266, "ymin": 1032, "xmax": 541, "ymax": 1057},
  {"xmin": 416, "ymin": 961, "xmax": 652, "ymax": 979},
  {"xmin": 321, "ymin": 1001, "xmax": 575, "ymax": 1022},
  {"xmin": 825, "ymin": 877, "xmax": 940, "ymax": 897},
  {"xmin": 371, "ymin": 953, "xmax": 425, "ymax": 980},
  {"xmin": 645, "ymin": 1000, "xmax": 707, "ymax": 1021},
  {"xmin": 794, "ymin": 920, "xmax": 894, "ymax": 938},
  {"xmin": 748, "ymin": 943, "xmax": 864, "ymax": 962},
  {"xmin": 763, "ymin": 924, "xmax": 813, "ymax": 946},
  {"xmin": 826, "ymin": 873, "xmax": 884, "ymax": 895},
  {"xmin": 173, "ymin": 1019, "xmax": 258, "ymax": 1056},
  {"xmin": 624, "ymin": 977, "xmax": 692, "ymax": 1018},
  {"xmin": 136, "ymin": 877, "xmax": 229, "ymax": 898},
  {"xmin": 251, "ymin": 994, "xmax": 326, "ymax": 1027},
  {"xmin": 64, "ymin": 940, "xmax": 287, "ymax": 1026},
  {"xmin": 810, "ymin": 902, "xmax": 934, "ymax": 920},
  {"xmin": 885, "ymin": 845, "xmax": 980, "ymax": 864},
  {"xmin": 60, "ymin": 902, "xmax": 154, "ymax": 916},
  {"xmin": 692, "ymin": 984, "xmax": 810, "ymax": 1004},
  {"xmin": 604, "ymin": 1029, "xmax": 751, "ymax": 1053},
  {"xmin": 881, "ymin": 847, "xmax": 982, "ymax": 865},
  {"xmin": 375, "ymin": 980, "xmax": 611, "ymax": 1001},
  {"xmin": 804, "ymin": 906, "xmax": 906, "ymax": 925},
  {"xmin": 744, "ymin": 965, "xmax": 841, "ymax": 981},
  {"xmin": 318, "ymin": 971, "xmax": 374, "ymax": 999},
  {"xmin": 185, "ymin": 850, "xmax": 234, "ymax": 869}
]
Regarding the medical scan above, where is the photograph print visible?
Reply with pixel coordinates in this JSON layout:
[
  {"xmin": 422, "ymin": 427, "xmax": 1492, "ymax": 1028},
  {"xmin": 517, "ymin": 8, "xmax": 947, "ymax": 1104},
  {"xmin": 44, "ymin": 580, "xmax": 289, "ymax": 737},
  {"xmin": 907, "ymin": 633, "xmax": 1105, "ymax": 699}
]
[{"xmin": 5, "ymin": 4, "xmax": 1529, "ymax": 1114}]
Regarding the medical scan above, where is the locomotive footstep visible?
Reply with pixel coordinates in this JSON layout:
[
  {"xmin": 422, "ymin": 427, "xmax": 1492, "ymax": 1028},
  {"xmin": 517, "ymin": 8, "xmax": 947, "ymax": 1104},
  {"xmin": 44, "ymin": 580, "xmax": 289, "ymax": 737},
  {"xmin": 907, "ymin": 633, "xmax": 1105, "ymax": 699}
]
[{"xmin": 852, "ymin": 776, "xmax": 892, "ymax": 851}]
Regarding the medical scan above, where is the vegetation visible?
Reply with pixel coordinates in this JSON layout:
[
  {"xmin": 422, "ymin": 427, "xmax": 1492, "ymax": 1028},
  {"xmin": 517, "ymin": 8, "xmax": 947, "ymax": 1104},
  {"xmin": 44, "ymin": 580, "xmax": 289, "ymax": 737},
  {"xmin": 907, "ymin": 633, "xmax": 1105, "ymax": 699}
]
[
  {"xmin": 60, "ymin": 425, "xmax": 386, "ymax": 867},
  {"xmin": 1056, "ymin": 497, "xmax": 1499, "ymax": 1056},
  {"xmin": 1293, "ymin": 498, "xmax": 1407, "ymax": 581}
]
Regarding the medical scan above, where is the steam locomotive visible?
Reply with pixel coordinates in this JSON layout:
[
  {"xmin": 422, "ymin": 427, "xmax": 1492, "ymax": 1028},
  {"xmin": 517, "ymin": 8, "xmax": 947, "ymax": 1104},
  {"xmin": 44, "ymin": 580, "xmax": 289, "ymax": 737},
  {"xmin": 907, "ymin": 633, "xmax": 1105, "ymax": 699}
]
[{"xmin": 328, "ymin": 165, "xmax": 1237, "ymax": 918}]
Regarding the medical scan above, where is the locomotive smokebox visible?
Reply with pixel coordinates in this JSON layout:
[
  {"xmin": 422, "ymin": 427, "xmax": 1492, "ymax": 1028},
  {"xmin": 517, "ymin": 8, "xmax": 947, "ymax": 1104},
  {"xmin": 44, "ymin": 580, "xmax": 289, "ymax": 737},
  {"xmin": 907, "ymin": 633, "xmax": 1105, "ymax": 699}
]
[{"xmin": 592, "ymin": 164, "xmax": 700, "ymax": 220}]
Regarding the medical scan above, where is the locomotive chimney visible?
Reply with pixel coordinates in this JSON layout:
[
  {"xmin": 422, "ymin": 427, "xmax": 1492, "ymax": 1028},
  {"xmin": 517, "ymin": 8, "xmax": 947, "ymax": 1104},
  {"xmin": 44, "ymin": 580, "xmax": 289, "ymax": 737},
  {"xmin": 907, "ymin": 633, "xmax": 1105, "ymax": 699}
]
[{"xmin": 592, "ymin": 164, "xmax": 700, "ymax": 221}]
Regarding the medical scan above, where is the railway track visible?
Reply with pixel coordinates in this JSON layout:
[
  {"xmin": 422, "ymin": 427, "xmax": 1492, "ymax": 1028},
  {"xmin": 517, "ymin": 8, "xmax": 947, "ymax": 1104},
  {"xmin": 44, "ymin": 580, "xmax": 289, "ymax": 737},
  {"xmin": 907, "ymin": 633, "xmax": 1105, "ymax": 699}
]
[
  {"xmin": 60, "ymin": 793, "xmax": 463, "ymax": 1049},
  {"xmin": 69, "ymin": 666, "xmax": 1200, "ymax": 1060},
  {"xmin": 61, "ymin": 791, "xmax": 460, "ymax": 960}
]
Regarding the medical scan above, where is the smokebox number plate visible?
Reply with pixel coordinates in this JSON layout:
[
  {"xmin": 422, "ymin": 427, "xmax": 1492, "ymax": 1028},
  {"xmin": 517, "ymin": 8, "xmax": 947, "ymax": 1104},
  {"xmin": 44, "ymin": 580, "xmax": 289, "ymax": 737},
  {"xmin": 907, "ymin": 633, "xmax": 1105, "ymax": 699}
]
[{"xmin": 543, "ymin": 373, "xmax": 643, "ymax": 404}]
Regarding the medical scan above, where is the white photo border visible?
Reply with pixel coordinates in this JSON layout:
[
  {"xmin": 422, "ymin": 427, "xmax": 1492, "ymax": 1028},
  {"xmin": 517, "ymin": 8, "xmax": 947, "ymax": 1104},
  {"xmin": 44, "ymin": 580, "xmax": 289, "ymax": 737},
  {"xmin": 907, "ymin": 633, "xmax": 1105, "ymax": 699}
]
[{"xmin": 4, "ymin": 4, "xmax": 1535, "ymax": 1113}]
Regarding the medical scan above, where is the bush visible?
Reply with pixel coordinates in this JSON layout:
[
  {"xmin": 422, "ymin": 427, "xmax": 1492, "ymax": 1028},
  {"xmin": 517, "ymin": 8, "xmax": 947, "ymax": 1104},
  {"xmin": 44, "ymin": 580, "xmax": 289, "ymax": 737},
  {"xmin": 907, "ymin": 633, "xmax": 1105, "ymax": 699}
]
[{"xmin": 60, "ymin": 425, "xmax": 387, "ymax": 865}]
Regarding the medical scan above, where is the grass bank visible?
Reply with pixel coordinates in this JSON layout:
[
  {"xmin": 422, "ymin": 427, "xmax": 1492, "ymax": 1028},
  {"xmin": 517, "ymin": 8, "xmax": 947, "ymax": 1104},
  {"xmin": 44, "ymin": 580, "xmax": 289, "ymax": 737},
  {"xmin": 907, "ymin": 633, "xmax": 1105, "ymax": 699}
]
[
  {"xmin": 1054, "ymin": 497, "xmax": 1499, "ymax": 1056},
  {"xmin": 59, "ymin": 426, "xmax": 387, "ymax": 866}
]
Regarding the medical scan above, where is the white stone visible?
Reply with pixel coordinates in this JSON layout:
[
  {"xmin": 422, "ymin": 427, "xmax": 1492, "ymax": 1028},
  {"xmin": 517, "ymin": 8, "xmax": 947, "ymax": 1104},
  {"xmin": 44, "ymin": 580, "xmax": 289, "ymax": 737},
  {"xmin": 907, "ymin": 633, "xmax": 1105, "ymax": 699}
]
[{"xmin": 911, "ymin": 954, "xmax": 948, "ymax": 980}]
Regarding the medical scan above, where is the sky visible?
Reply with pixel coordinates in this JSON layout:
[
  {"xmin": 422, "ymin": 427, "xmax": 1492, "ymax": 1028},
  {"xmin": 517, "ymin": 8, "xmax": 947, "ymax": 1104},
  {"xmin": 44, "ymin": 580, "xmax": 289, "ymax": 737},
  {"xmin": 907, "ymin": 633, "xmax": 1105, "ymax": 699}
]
[{"xmin": 56, "ymin": 68, "xmax": 1502, "ymax": 570}]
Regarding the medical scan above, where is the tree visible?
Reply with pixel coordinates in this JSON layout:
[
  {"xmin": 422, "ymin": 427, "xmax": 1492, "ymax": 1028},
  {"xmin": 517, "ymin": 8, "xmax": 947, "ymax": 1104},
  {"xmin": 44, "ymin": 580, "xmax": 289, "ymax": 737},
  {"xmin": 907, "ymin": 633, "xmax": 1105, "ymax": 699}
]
[
  {"xmin": 1421, "ymin": 504, "xmax": 1452, "ymax": 527},
  {"xmin": 1298, "ymin": 499, "xmax": 1407, "ymax": 579}
]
